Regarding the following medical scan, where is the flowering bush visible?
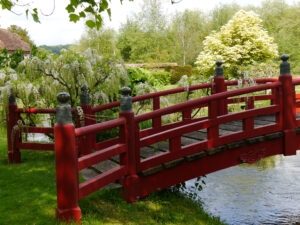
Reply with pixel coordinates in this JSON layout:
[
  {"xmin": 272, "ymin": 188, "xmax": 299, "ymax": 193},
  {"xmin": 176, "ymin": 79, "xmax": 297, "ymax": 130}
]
[
  {"xmin": 0, "ymin": 48, "xmax": 129, "ymax": 127},
  {"xmin": 196, "ymin": 10, "xmax": 279, "ymax": 78}
]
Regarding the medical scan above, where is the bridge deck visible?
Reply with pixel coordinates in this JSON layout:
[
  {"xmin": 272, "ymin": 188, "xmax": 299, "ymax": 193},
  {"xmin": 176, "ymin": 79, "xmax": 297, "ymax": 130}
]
[{"xmin": 81, "ymin": 114, "xmax": 300, "ymax": 184}]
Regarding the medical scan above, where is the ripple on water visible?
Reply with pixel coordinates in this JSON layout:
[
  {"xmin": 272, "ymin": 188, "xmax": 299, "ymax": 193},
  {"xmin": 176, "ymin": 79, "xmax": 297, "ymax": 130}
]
[{"xmin": 185, "ymin": 153, "xmax": 300, "ymax": 225}]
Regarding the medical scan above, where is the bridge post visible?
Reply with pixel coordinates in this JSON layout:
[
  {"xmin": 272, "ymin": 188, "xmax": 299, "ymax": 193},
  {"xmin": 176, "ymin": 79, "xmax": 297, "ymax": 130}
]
[
  {"xmin": 279, "ymin": 54, "xmax": 297, "ymax": 156},
  {"xmin": 54, "ymin": 92, "xmax": 81, "ymax": 223},
  {"xmin": 79, "ymin": 85, "xmax": 94, "ymax": 155},
  {"xmin": 119, "ymin": 87, "xmax": 140, "ymax": 202},
  {"xmin": 214, "ymin": 60, "xmax": 227, "ymax": 115},
  {"xmin": 7, "ymin": 91, "xmax": 21, "ymax": 163}
]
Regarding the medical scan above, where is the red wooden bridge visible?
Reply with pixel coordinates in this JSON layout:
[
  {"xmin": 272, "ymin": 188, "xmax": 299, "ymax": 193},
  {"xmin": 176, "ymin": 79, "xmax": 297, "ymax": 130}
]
[{"xmin": 6, "ymin": 55, "xmax": 300, "ymax": 222}]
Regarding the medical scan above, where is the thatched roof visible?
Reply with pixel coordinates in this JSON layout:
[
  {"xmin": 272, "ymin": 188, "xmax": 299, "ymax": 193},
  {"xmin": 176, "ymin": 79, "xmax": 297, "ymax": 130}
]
[{"xmin": 0, "ymin": 28, "xmax": 30, "ymax": 53}]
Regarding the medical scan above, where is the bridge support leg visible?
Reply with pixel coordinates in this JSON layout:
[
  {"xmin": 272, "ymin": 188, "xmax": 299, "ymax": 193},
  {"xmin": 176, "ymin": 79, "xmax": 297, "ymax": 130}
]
[
  {"xmin": 7, "ymin": 92, "xmax": 21, "ymax": 164},
  {"xmin": 119, "ymin": 87, "xmax": 140, "ymax": 202},
  {"xmin": 279, "ymin": 55, "xmax": 297, "ymax": 156},
  {"xmin": 55, "ymin": 92, "xmax": 81, "ymax": 223}
]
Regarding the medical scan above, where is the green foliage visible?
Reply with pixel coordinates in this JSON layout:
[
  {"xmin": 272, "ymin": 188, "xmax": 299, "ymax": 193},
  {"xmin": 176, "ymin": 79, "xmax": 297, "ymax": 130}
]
[
  {"xmin": 0, "ymin": 49, "xmax": 24, "ymax": 69},
  {"xmin": 39, "ymin": 44, "xmax": 71, "ymax": 55},
  {"xmin": 170, "ymin": 65, "xmax": 192, "ymax": 84},
  {"xmin": 7, "ymin": 25, "xmax": 34, "ymax": 46},
  {"xmin": 72, "ymin": 27, "xmax": 119, "ymax": 57},
  {"xmin": 169, "ymin": 10, "xmax": 209, "ymax": 66},
  {"xmin": 117, "ymin": 0, "xmax": 174, "ymax": 63},
  {"xmin": 127, "ymin": 67, "xmax": 171, "ymax": 92},
  {"xmin": 196, "ymin": 10, "xmax": 279, "ymax": 78},
  {"xmin": 1, "ymin": 0, "xmax": 134, "ymax": 30}
]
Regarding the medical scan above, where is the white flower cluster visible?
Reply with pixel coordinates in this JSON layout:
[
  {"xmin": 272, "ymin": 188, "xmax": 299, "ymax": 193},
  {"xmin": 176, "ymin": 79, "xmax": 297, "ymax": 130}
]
[{"xmin": 195, "ymin": 10, "xmax": 279, "ymax": 78}]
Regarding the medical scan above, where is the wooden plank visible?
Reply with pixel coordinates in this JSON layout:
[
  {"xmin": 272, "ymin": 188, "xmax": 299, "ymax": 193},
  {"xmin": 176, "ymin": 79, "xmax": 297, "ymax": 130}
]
[
  {"xmin": 78, "ymin": 144, "xmax": 126, "ymax": 170},
  {"xmin": 140, "ymin": 146, "xmax": 164, "ymax": 159},
  {"xmin": 91, "ymin": 160, "xmax": 120, "ymax": 173},
  {"xmin": 80, "ymin": 168, "xmax": 99, "ymax": 180},
  {"xmin": 79, "ymin": 166, "xmax": 126, "ymax": 199}
]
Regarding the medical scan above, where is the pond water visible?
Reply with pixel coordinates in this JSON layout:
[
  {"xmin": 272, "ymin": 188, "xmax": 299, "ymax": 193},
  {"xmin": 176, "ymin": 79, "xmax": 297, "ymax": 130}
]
[{"xmin": 185, "ymin": 153, "xmax": 300, "ymax": 225}]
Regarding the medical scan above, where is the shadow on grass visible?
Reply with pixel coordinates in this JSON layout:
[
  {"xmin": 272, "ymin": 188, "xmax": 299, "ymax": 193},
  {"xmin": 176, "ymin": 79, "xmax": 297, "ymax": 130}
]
[{"xmin": 0, "ymin": 132, "xmax": 226, "ymax": 225}]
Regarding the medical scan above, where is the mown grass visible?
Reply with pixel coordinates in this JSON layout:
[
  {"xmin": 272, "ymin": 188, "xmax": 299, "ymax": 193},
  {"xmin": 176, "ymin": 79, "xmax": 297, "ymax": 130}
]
[{"xmin": 0, "ymin": 129, "xmax": 226, "ymax": 225}]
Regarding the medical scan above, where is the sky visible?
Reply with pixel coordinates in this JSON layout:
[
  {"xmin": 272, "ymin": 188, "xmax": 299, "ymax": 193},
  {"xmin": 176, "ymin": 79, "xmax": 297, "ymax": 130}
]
[{"xmin": 0, "ymin": 0, "xmax": 295, "ymax": 46}]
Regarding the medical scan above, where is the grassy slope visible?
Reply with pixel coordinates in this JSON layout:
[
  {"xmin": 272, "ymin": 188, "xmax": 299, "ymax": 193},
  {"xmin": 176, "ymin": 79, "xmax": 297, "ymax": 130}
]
[{"xmin": 0, "ymin": 130, "xmax": 226, "ymax": 225}]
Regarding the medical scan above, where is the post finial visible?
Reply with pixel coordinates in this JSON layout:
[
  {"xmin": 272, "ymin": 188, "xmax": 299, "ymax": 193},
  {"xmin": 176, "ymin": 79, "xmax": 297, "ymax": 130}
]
[
  {"xmin": 80, "ymin": 85, "xmax": 90, "ymax": 104},
  {"xmin": 280, "ymin": 54, "xmax": 291, "ymax": 75},
  {"xmin": 56, "ymin": 92, "xmax": 72, "ymax": 125},
  {"xmin": 215, "ymin": 60, "xmax": 223, "ymax": 77},
  {"xmin": 120, "ymin": 86, "xmax": 132, "ymax": 112},
  {"xmin": 8, "ymin": 89, "xmax": 16, "ymax": 104}
]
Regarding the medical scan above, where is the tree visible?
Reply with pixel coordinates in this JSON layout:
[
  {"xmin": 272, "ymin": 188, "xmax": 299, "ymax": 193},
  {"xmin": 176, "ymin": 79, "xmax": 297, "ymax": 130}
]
[
  {"xmin": 195, "ymin": 10, "xmax": 279, "ymax": 78},
  {"xmin": 7, "ymin": 25, "xmax": 34, "ymax": 46},
  {"xmin": 169, "ymin": 10, "xmax": 209, "ymax": 65},
  {"xmin": 72, "ymin": 26, "xmax": 119, "ymax": 57},
  {"xmin": 117, "ymin": 0, "xmax": 172, "ymax": 63}
]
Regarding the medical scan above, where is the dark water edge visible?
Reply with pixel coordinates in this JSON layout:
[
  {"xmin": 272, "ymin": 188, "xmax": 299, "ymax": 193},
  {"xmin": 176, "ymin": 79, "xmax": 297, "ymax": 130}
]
[{"xmin": 185, "ymin": 153, "xmax": 300, "ymax": 225}]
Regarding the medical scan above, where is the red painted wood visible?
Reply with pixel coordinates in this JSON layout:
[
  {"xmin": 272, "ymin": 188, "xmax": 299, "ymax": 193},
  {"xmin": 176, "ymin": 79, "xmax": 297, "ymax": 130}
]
[
  {"xmin": 92, "ymin": 83, "xmax": 212, "ymax": 113},
  {"xmin": 55, "ymin": 124, "xmax": 81, "ymax": 223},
  {"xmin": 207, "ymin": 100, "xmax": 218, "ymax": 148},
  {"xmin": 7, "ymin": 104, "xmax": 21, "ymax": 163},
  {"xmin": 78, "ymin": 144, "xmax": 126, "ymax": 171},
  {"xmin": 243, "ymin": 96, "xmax": 254, "ymax": 132},
  {"xmin": 17, "ymin": 142, "xmax": 54, "ymax": 151},
  {"xmin": 135, "ymin": 82, "xmax": 281, "ymax": 123},
  {"xmin": 79, "ymin": 166, "xmax": 127, "ymax": 200},
  {"xmin": 139, "ymin": 116, "xmax": 208, "ymax": 138},
  {"xmin": 214, "ymin": 76, "xmax": 226, "ymax": 115},
  {"xmin": 119, "ymin": 111, "xmax": 139, "ymax": 202},
  {"xmin": 279, "ymin": 74, "xmax": 297, "ymax": 156},
  {"xmin": 94, "ymin": 137, "xmax": 121, "ymax": 151},
  {"xmin": 152, "ymin": 96, "xmax": 161, "ymax": 129},
  {"xmin": 75, "ymin": 118, "xmax": 126, "ymax": 137},
  {"xmin": 169, "ymin": 136, "xmax": 181, "ymax": 152},
  {"xmin": 139, "ymin": 141, "xmax": 207, "ymax": 171},
  {"xmin": 80, "ymin": 104, "xmax": 95, "ymax": 155},
  {"xmin": 137, "ymin": 138, "xmax": 283, "ymax": 199},
  {"xmin": 139, "ymin": 105, "xmax": 280, "ymax": 148}
]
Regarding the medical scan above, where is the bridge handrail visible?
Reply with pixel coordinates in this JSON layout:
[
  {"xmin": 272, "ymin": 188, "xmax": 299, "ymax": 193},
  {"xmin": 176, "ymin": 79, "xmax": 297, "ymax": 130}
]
[
  {"xmin": 92, "ymin": 79, "xmax": 277, "ymax": 113},
  {"xmin": 135, "ymin": 81, "xmax": 281, "ymax": 123},
  {"xmin": 75, "ymin": 117, "xmax": 126, "ymax": 137}
]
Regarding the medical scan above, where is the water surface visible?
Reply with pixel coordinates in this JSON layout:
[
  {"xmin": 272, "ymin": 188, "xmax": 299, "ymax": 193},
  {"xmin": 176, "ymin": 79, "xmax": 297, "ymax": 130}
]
[{"xmin": 185, "ymin": 153, "xmax": 300, "ymax": 225}]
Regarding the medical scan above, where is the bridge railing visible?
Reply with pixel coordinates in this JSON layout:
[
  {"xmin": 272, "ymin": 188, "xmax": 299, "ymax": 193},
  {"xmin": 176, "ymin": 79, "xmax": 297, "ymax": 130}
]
[{"xmin": 134, "ymin": 81, "xmax": 283, "ymax": 172}]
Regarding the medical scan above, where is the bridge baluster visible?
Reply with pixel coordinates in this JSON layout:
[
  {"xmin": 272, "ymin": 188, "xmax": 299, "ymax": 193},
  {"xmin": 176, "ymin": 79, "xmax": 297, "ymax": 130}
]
[
  {"xmin": 243, "ymin": 97, "xmax": 255, "ymax": 132},
  {"xmin": 279, "ymin": 54, "xmax": 297, "ymax": 156},
  {"xmin": 214, "ymin": 60, "xmax": 227, "ymax": 115},
  {"xmin": 119, "ymin": 87, "xmax": 140, "ymax": 202},
  {"xmin": 207, "ymin": 100, "xmax": 219, "ymax": 148},
  {"xmin": 54, "ymin": 92, "xmax": 81, "ymax": 223},
  {"xmin": 152, "ymin": 96, "xmax": 161, "ymax": 128},
  {"xmin": 79, "ymin": 85, "xmax": 94, "ymax": 155}
]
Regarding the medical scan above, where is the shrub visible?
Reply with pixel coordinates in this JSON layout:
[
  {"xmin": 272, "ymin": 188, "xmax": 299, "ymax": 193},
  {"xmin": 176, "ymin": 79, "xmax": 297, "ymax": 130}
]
[{"xmin": 170, "ymin": 65, "xmax": 192, "ymax": 84}]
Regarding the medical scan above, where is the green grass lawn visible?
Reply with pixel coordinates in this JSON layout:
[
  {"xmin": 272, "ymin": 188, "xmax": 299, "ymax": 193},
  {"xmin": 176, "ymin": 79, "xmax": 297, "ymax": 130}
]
[{"xmin": 0, "ymin": 129, "xmax": 226, "ymax": 225}]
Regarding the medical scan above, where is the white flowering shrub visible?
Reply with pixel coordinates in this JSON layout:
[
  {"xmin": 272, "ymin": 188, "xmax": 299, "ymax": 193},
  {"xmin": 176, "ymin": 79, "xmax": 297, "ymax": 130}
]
[
  {"xmin": 196, "ymin": 10, "xmax": 279, "ymax": 78},
  {"xmin": 0, "ymin": 48, "xmax": 129, "ymax": 127}
]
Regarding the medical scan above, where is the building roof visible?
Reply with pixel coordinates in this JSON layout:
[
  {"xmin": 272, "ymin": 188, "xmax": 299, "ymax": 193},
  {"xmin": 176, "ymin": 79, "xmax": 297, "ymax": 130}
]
[{"xmin": 0, "ymin": 28, "xmax": 30, "ymax": 52}]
